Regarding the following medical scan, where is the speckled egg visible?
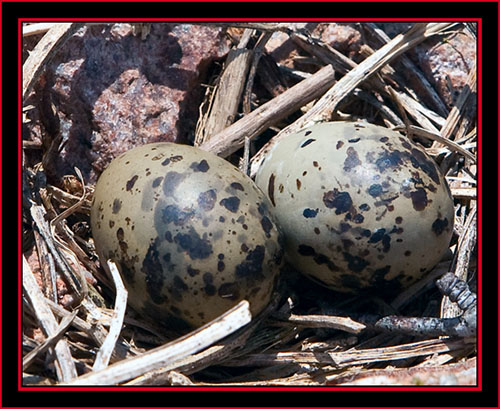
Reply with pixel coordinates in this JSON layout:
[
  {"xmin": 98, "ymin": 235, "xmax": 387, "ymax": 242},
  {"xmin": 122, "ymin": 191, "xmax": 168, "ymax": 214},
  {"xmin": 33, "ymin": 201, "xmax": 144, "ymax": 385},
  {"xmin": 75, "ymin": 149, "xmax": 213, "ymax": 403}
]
[
  {"xmin": 91, "ymin": 143, "xmax": 284, "ymax": 330},
  {"xmin": 255, "ymin": 121, "xmax": 454, "ymax": 295}
]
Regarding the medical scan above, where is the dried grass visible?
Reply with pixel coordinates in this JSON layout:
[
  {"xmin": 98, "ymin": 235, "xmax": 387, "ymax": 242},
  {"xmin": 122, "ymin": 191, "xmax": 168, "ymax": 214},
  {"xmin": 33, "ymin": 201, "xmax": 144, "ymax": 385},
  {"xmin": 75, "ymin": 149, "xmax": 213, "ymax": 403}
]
[{"xmin": 21, "ymin": 22, "xmax": 478, "ymax": 386}]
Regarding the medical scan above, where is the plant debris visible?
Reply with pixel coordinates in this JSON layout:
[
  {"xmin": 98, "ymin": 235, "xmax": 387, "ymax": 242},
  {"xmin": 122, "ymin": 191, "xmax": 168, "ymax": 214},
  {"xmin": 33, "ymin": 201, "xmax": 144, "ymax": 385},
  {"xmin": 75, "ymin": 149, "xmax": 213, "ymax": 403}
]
[{"xmin": 22, "ymin": 21, "xmax": 478, "ymax": 386}]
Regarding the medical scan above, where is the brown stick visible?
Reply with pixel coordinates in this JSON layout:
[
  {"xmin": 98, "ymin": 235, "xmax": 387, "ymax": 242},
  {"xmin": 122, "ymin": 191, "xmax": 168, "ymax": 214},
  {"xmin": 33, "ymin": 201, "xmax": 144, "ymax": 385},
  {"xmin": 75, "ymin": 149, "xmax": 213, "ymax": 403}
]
[
  {"xmin": 195, "ymin": 30, "xmax": 254, "ymax": 145},
  {"xmin": 199, "ymin": 64, "xmax": 336, "ymax": 157},
  {"xmin": 249, "ymin": 22, "xmax": 456, "ymax": 177}
]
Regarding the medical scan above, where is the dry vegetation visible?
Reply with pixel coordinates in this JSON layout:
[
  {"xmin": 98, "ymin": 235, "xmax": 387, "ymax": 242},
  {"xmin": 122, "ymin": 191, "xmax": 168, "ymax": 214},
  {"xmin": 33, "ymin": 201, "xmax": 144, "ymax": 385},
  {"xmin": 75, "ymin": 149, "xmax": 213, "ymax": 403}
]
[{"xmin": 22, "ymin": 22, "xmax": 477, "ymax": 386}]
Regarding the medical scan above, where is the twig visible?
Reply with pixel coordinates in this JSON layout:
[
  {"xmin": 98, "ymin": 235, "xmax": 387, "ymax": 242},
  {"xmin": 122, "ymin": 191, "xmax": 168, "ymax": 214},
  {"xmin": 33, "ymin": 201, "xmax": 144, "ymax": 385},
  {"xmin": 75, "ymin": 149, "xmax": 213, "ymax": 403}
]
[
  {"xmin": 442, "ymin": 204, "xmax": 477, "ymax": 318},
  {"xmin": 199, "ymin": 64, "xmax": 336, "ymax": 157},
  {"xmin": 434, "ymin": 61, "xmax": 477, "ymax": 149},
  {"xmin": 242, "ymin": 31, "xmax": 273, "ymax": 113},
  {"xmin": 125, "ymin": 292, "xmax": 282, "ymax": 385},
  {"xmin": 222, "ymin": 337, "xmax": 471, "ymax": 368},
  {"xmin": 250, "ymin": 22, "xmax": 455, "ymax": 177},
  {"xmin": 404, "ymin": 125, "xmax": 476, "ymax": 162},
  {"xmin": 291, "ymin": 26, "xmax": 445, "ymax": 131},
  {"xmin": 22, "ymin": 255, "xmax": 78, "ymax": 381},
  {"xmin": 195, "ymin": 30, "xmax": 254, "ymax": 144},
  {"xmin": 46, "ymin": 298, "xmax": 137, "ymax": 361},
  {"xmin": 23, "ymin": 310, "xmax": 78, "ymax": 371},
  {"xmin": 23, "ymin": 22, "xmax": 60, "ymax": 37},
  {"xmin": 63, "ymin": 300, "xmax": 252, "ymax": 385},
  {"xmin": 92, "ymin": 261, "xmax": 128, "ymax": 371},
  {"xmin": 272, "ymin": 312, "xmax": 366, "ymax": 334},
  {"xmin": 364, "ymin": 22, "xmax": 450, "ymax": 118},
  {"xmin": 23, "ymin": 23, "xmax": 80, "ymax": 99}
]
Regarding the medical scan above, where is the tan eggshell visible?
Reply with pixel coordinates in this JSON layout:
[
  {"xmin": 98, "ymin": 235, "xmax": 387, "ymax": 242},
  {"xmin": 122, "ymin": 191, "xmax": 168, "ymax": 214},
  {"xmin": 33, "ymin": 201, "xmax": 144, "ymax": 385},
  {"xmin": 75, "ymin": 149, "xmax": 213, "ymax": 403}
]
[
  {"xmin": 255, "ymin": 121, "xmax": 454, "ymax": 295},
  {"xmin": 91, "ymin": 143, "xmax": 283, "ymax": 330}
]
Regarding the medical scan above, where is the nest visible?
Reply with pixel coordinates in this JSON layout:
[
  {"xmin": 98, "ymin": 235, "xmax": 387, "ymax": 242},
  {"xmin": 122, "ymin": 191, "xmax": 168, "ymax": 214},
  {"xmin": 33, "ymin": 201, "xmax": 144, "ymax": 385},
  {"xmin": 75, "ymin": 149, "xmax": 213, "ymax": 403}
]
[{"xmin": 22, "ymin": 22, "xmax": 478, "ymax": 386}]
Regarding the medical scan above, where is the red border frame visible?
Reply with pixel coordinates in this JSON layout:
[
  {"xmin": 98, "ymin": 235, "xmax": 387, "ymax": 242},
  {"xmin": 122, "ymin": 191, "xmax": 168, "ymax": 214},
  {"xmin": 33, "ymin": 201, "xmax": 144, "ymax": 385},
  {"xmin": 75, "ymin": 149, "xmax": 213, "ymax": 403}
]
[{"xmin": 18, "ymin": 16, "xmax": 482, "ymax": 394}]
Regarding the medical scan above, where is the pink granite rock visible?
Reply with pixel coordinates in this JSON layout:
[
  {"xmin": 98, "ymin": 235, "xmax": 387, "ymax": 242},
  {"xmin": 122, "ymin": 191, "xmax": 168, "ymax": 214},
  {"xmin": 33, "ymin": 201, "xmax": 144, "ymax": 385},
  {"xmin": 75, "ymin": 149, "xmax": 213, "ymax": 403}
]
[
  {"xmin": 317, "ymin": 23, "xmax": 363, "ymax": 60},
  {"xmin": 34, "ymin": 23, "xmax": 230, "ymax": 183},
  {"xmin": 372, "ymin": 23, "xmax": 477, "ymax": 109},
  {"xmin": 410, "ymin": 30, "xmax": 476, "ymax": 108}
]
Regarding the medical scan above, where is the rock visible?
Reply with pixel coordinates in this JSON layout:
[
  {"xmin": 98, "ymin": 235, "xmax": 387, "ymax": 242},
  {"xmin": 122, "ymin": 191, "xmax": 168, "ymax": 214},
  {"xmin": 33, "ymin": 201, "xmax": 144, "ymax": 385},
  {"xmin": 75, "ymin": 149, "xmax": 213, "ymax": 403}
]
[
  {"xmin": 317, "ymin": 23, "xmax": 363, "ymax": 60},
  {"xmin": 409, "ymin": 30, "xmax": 476, "ymax": 108},
  {"xmin": 373, "ymin": 23, "xmax": 476, "ymax": 109},
  {"xmin": 28, "ymin": 23, "xmax": 230, "ymax": 184}
]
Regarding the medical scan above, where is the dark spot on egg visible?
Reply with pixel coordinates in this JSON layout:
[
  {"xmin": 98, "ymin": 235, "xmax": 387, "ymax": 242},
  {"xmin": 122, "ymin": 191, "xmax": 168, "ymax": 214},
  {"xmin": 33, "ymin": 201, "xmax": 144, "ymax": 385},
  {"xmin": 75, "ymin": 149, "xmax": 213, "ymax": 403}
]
[
  {"xmin": 296, "ymin": 179, "xmax": 302, "ymax": 190},
  {"xmin": 303, "ymin": 208, "xmax": 318, "ymax": 218},
  {"xmin": 220, "ymin": 196, "xmax": 240, "ymax": 213},
  {"xmin": 218, "ymin": 282, "xmax": 240, "ymax": 300},
  {"xmin": 260, "ymin": 216, "xmax": 273, "ymax": 238},
  {"xmin": 202, "ymin": 272, "xmax": 216, "ymax": 296},
  {"xmin": 375, "ymin": 150, "xmax": 403, "ymax": 172},
  {"xmin": 432, "ymin": 217, "xmax": 449, "ymax": 235},
  {"xmin": 342, "ymin": 239, "xmax": 354, "ymax": 251},
  {"xmin": 368, "ymin": 228, "xmax": 391, "ymax": 252},
  {"xmin": 323, "ymin": 189, "xmax": 353, "ymax": 214},
  {"xmin": 336, "ymin": 141, "xmax": 344, "ymax": 150},
  {"xmin": 344, "ymin": 147, "xmax": 361, "ymax": 172},
  {"xmin": 187, "ymin": 266, "xmax": 200, "ymax": 277},
  {"xmin": 367, "ymin": 184, "xmax": 383, "ymax": 197},
  {"xmin": 359, "ymin": 203, "xmax": 370, "ymax": 211},
  {"xmin": 173, "ymin": 275, "xmax": 188, "ymax": 292},
  {"xmin": 235, "ymin": 245, "xmax": 265, "ymax": 279},
  {"xmin": 268, "ymin": 174, "xmax": 276, "ymax": 206},
  {"xmin": 198, "ymin": 189, "xmax": 217, "ymax": 211},
  {"xmin": 190, "ymin": 159, "xmax": 210, "ymax": 172},
  {"xmin": 109, "ymin": 220, "xmax": 115, "ymax": 228},
  {"xmin": 142, "ymin": 239, "xmax": 167, "ymax": 304},
  {"xmin": 116, "ymin": 227, "xmax": 125, "ymax": 241},
  {"xmin": 340, "ymin": 274, "xmax": 362, "ymax": 289},
  {"xmin": 143, "ymin": 300, "xmax": 192, "ymax": 331},
  {"xmin": 152, "ymin": 177, "xmax": 163, "ymax": 188},
  {"xmin": 340, "ymin": 222, "xmax": 351, "ymax": 232},
  {"xmin": 352, "ymin": 214, "xmax": 364, "ymax": 224},
  {"xmin": 313, "ymin": 253, "xmax": 339, "ymax": 271},
  {"xmin": 305, "ymin": 130, "xmax": 312, "ymax": 136},
  {"xmin": 342, "ymin": 252, "xmax": 369, "ymax": 273},
  {"xmin": 174, "ymin": 227, "xmax": 213, "ymax": 260},
  {"xmin": 410, "ymin": 148, "xmax": 440, "ymax": 185},
  {"xmin": 161, "ymin": 204, "xmax": 194, "ymax": 226},
  {"xmin": 230, "ymin": 182, "xmax": 244, "ymax": 191},
  {"xmin": 395, "ymin": 216, "xmax": 403, "ymax": 224},
  {"xmin": 298, "ymin": 244, "xmax": 315, "ymax": 256},
  {"xmin": 112, "ymin": 198, "xmax": 122, "ymax": 214},
  {"xmin": 404, "ymin": 250, "xmax": 412, "ymax": 256},
  {"xmin": 409, "ymin": 188, "xmax": 428, "ymax": 211},
  {"xmin": 218, "ymin": 260, "xmax": 225, "ymax": 272},
  {"xmin": 372, "ymin": 265, "xmax": 391, "ymax": 285},
  {"xmin": 301, "ymin": 138, "xmax": 316, "ymax": 148},
  {"xmin": 126, "ymin": 175, "xmax": 139, "ymax": 191},
  {"xmin": 348, "ymin": 137, "xmax": 360, "ymax": 143},
  {"xmin": 163, "ymin": 171, "xmax": 186, "ymax": 197},
  {"xmin": 400, "ymin": 138, "xmax": 412, "ymax": 150}
]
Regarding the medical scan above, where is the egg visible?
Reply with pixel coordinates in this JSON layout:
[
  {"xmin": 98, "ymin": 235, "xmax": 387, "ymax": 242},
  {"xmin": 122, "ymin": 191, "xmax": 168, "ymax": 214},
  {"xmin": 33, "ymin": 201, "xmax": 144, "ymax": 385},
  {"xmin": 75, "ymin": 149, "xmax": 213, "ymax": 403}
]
[
  {"xmin": 91, "ymin": 143, "xmax": 284, "ymax": 330},
  {"xmin": 255, "ymin": 121, "xmax": 454, "ymax": 295}
]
